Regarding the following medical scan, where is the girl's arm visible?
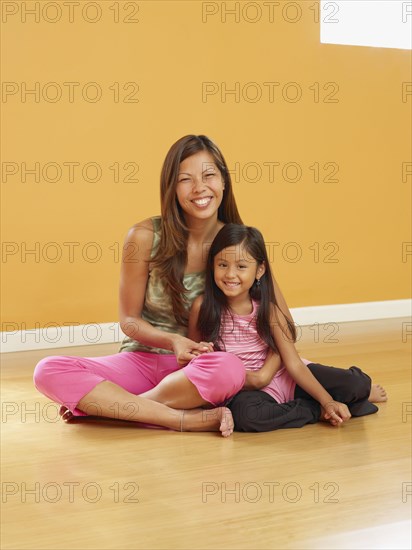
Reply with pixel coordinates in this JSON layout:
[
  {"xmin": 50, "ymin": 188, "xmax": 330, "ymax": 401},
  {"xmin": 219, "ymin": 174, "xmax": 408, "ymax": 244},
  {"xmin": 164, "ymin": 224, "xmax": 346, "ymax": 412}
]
[
  {"xmin": 119, "ymin": 220, "xmax": 210, "ymax": 364},
  {"xmin": 243, "ymin": 350, "xmax": 282, "ymax": 390},
  {"xmin": 273, "ymin": 276, "xmax": 294, "ymax": 325},
  {"xmin": 269, "ymin": 304, "xmax": 351, "ymax": 424}
]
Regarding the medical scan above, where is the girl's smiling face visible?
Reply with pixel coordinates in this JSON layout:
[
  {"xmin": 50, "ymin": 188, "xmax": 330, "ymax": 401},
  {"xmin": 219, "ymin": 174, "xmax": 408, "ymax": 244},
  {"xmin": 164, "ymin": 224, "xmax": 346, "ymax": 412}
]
[
  {"xmin": 213, "ymin": 243, "xmax": 265, "ymax": 301},
  {"xmin": 175, "ymin": 151, "xmax": 225, "ymax": 222}
]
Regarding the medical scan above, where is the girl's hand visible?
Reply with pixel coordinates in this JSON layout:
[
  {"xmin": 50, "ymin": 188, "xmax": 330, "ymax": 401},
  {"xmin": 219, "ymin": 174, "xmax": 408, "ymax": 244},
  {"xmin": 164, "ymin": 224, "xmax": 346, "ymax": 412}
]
[
  {"xmin": 199, "ymin": 341, "xmax": 214, "ymax": 353},
  {"xmin": 172, "ymin": 336, "xmax": 213, "ymax": 367},
  {"xmin": 321, "ymin": 401, "xmax": 351, "ymax": 426}
]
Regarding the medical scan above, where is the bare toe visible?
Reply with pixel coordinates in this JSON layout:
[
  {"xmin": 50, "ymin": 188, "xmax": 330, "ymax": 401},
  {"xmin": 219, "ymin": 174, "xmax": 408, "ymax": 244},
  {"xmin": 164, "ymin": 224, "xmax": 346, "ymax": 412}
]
[
  {"xmin": 369, "ymin": 384, "xmax": 388, "ymax": 403},
  {"xmin": 59, "ymin": 406, "xmax": 74, "ymax": 423},
  {"xmin": 219, "ymin": 407, "xmax": 234, "ymax": 437}
]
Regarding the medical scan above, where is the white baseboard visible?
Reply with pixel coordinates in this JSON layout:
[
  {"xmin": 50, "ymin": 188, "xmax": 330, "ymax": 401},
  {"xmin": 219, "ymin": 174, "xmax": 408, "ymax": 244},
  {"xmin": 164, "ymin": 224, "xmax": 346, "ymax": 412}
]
[
  {"xmin": 1, "ymin": 299, "xmax": 411, "ymax": 353},
  {"xmin": 291, "ymin": 299, "xmax": 411, "ymax": 326}
]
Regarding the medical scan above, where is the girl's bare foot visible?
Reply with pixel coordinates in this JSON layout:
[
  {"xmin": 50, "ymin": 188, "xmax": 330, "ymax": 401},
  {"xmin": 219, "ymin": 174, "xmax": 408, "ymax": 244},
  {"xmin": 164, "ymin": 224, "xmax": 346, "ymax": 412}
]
[
  {"xmin": 368, "ymin": 384, "xmax": 388, "ymax": 403},
  {"xmin": 181, "ymin": 406, "xmax": 234, "ymax": 437}
]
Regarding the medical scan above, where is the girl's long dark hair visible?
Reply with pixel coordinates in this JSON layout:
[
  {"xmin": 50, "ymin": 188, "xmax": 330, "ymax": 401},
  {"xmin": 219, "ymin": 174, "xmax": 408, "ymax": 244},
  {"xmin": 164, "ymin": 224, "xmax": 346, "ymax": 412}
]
[
  {"xmin": 152, "ymin": 135, "xmax": 242, "ymax": 325},
  {"xmin": 198, "ymin": 224, "xmax": 297, "ymax": 353}
]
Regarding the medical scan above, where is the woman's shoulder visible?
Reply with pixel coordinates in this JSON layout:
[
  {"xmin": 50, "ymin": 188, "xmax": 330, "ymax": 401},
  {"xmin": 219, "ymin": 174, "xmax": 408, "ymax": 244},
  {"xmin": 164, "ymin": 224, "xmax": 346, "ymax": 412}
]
[
  {"xmin": 192, "ymin": 294, "xmax": 204, "ymax": 310},
  {"xmin": 130, "ymin": 215, "xmax": 161, "ymax": 231},
  {"xmin": 122, "ymin": 217, "xmax": 162, "ymax": 258},
  {"xmin": 126, "ymin": 216, "xmax": 160, "ymax": 240}
]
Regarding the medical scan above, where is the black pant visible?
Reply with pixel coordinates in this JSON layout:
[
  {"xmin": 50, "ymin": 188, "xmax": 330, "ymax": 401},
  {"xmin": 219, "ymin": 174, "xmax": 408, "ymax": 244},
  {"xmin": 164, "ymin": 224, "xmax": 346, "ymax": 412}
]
[{"xmin": 228, "ymin": 363, "xmax": 378, "ymax": 432}]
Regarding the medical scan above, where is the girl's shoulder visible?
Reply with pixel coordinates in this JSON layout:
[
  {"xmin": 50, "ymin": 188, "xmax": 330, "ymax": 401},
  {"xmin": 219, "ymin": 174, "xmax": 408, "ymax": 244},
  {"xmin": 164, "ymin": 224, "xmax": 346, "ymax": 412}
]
[
  {"xmin": 251, "ymin": 298, "xmax": 265, "ymax": 316},
  {"xmin": 252, "ymin": 299, "xmax": 276, "ymax": 316}
]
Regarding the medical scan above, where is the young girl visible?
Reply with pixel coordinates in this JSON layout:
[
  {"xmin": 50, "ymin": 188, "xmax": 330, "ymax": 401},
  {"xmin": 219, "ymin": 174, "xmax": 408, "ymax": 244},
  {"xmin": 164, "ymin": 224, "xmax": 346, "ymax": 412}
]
[{"xmin": 188, "ymin": 224, "xmax": 387, "ymax": 433}]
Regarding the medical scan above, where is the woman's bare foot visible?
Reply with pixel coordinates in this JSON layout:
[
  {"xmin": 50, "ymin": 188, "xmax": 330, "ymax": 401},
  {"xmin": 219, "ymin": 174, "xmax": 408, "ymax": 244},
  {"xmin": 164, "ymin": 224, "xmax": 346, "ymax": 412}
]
[
  {"xmin": 181, "ymin": 406, "xmax": 234, "ymax": 437},
  {"xmin": 368, "ymin": 384, "xmax": 388, "ymax": 403},
  {"xmin": 60, "ymin": 406, "xmax": 74, "ymax": 423},
  {"xmin": 218, "ymin": 407, "xmax": 234, "ymax": 437}
]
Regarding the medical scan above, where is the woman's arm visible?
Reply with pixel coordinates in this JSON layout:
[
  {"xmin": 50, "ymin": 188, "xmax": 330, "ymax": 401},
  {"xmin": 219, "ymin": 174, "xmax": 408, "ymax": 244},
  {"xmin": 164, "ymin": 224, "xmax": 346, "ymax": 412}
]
[
  {"xmin": 187, "ymin": 295, "xmax": 203, "ymax": 342},
  {"xmin": 119, "ymin": 220, "xmax": 210, "ymax": 363},
  {"xmin": 269, "ymin": 303, "xmax": 351, "ymax": 424},
  {"xmin": 187, "ymin": 295, "xmax": 213, "ymax": 360},
  {"xmin": 242, "ymin": 350, "xmax": 282, "ymax": 390}
]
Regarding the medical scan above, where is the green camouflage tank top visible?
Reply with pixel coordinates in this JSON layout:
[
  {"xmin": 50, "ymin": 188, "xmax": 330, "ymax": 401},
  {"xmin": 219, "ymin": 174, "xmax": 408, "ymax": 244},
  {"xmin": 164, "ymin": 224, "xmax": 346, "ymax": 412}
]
[{"xmin": 119, "ymin": 216, "xmax": 206, "ymax": 354}]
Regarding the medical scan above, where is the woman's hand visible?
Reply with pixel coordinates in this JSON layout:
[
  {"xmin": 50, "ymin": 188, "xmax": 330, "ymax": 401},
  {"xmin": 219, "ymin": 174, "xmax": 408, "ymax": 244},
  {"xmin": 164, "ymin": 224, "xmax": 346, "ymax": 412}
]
[
  {"xmin": 321, "ymin": 401, "xmax": 351, "ymax": 426},
  {"xmin": 172, "ymin": 335, "xmax": 213, "ymax": 367}
]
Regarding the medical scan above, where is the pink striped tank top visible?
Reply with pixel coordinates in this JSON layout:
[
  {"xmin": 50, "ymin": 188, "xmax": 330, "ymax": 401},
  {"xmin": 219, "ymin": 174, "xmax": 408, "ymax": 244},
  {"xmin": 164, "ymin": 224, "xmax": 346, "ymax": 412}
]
[{"xmin": 220, "ymin": 300, "xmax": 310, "ymax": 404}]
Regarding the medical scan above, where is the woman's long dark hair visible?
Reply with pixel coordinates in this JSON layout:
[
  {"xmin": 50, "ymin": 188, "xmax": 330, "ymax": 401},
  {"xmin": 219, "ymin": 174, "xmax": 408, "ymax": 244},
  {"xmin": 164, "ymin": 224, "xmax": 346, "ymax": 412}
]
[
  {"xmin": 198, "ymin": 224, "xmax": 297, "ymax": 353},
  {"xmin": 152, "ymin": 135, "xmax": 242, "ymax": 325}
]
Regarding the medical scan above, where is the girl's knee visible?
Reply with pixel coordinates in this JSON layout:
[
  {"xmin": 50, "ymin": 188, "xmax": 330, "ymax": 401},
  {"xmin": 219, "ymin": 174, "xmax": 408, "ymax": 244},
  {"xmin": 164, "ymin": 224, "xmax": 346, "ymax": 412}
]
[{"xmin": 349, "ymin": 366, "xmax": 372, "ymax": 398}]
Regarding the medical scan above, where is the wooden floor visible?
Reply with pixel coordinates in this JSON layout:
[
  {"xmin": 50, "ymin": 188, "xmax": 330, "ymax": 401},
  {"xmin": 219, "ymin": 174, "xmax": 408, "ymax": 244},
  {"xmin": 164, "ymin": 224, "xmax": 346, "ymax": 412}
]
[{"xmin": 1, "ymin": 318, "xmax": 411, "ymax": 550}]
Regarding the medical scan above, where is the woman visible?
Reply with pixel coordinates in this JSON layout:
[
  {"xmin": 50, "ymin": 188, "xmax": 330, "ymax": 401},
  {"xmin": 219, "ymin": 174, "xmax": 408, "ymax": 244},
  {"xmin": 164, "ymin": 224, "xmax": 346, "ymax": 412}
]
[{"xmin": 34, "ymin": 135, "xmax": 252, "ymax": 435}]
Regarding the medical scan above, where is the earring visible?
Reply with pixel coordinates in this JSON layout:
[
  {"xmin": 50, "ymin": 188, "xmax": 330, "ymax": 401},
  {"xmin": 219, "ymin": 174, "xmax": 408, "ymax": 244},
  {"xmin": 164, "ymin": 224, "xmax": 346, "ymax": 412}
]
[{"xmin": 255, "ymin": 279, "xmax": 261, "ymax": 287}]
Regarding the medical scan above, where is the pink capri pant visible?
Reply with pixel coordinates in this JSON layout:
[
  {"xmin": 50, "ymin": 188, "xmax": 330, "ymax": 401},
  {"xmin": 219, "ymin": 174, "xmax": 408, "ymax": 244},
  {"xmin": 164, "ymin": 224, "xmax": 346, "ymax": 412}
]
[{"xmin": 33, "ymin": 351, "xmax": 246, "ymax": 416}]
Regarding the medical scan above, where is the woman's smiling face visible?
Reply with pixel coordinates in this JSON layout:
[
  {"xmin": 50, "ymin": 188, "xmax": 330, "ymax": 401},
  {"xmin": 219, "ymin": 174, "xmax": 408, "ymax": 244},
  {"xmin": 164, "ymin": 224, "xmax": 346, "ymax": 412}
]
[{"xmin": 175, "ymin": 151, "xmax": 225, "ymax": 222}]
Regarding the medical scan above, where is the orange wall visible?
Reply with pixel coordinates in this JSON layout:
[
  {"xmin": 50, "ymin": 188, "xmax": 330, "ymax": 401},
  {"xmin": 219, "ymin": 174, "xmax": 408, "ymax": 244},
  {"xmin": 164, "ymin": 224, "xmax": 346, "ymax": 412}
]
[{"xmin": 2, "ymin": 1, "xmax": 411, "ymax": 329}]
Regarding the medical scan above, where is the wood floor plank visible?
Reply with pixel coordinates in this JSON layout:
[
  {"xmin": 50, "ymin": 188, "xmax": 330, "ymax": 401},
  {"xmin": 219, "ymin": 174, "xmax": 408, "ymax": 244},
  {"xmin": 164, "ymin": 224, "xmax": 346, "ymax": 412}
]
[{"xmin": 1, "ymin": 317, "xmax": 411, "ymax": 549}]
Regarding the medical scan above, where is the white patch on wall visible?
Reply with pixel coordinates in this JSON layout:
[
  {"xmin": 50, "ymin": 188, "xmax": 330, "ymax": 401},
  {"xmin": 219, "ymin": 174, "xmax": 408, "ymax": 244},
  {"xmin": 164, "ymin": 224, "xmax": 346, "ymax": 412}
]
[{"xmin": 320, "ymin": 0, "xmax": 412, "ymax": 50}]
